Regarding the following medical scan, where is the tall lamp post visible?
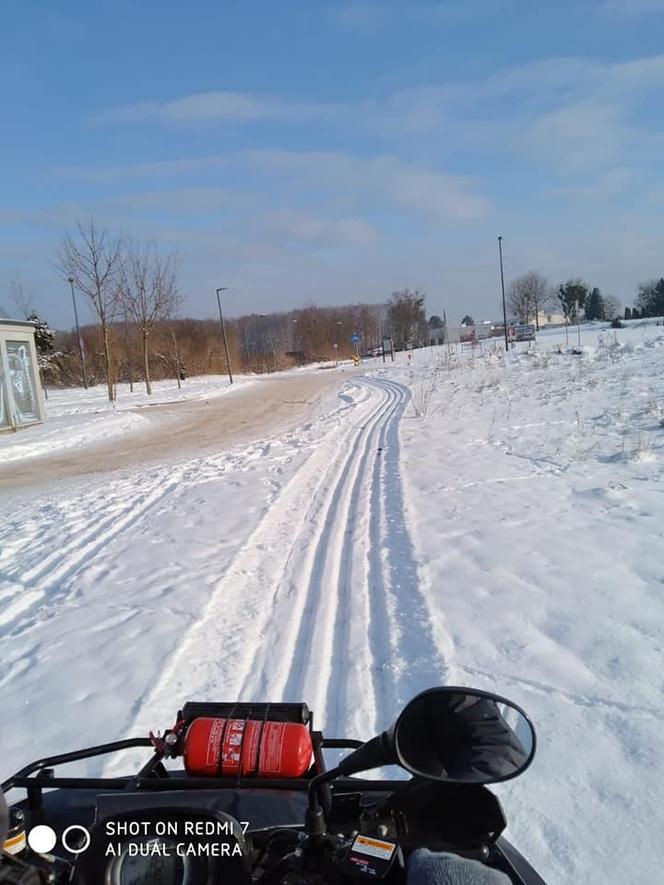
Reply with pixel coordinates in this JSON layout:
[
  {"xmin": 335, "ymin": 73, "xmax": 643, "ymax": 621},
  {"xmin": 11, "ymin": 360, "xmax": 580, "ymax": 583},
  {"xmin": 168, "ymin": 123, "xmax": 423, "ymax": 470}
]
[
  {"xmin": 68, "ymin": 276, "xmax": 88, "ymax": 388},
  {"xmin": 497, "ymin": 236, "xmax": 509, "ymax": 353},
  {"xmin": 215, "ymin": 287, "xmax": 233, "ymax": 385}
]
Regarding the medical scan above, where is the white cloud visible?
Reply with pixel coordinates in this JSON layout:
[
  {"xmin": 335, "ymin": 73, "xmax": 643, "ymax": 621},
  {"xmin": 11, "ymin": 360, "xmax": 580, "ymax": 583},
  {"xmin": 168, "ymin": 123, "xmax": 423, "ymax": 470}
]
[
  {"xmin": 91, "ymin": 91, "xmax": 338, "ymax": 126},
  {"xmin": 375, "ymin": 54, "xmax": 664, "ymax": 185},
  {"xmin": 601, "ymin": 0, "xmax": 664, "ymax": 16},
  {"xmin": 243, "ymin": 150, "xmax": 491, "ymax": 223},
  {"xmin": 110, "ymin": 187, "xmax": 256, "ymax": 213},
  {"xmin": 57, "ymin": 155, "xmax": 229, "ymax": 182},
  {"xmin": 260, "ymin": 210, "xmax": 379, "ymax": 248},
  {"xmin": 522, "ymin": 101, "xmax": 634, "ymax": 174},
  {"xmin": 327, "ymin": 1, "xmax": 387, "ymax": 27},
  {"xmin": 59, "ymin": 148, "xmax": 490, "ymax": 223},
  {"xmin": 328, "ymin": 0, "xmax": 512, "ymax": 28},
  {"xmin": 382, "ymin": 54, "xmax": 664, "ymax": 121},
  {"xmin": 548, "ymin": 166, "xmax": 640, "ymax": 201}
]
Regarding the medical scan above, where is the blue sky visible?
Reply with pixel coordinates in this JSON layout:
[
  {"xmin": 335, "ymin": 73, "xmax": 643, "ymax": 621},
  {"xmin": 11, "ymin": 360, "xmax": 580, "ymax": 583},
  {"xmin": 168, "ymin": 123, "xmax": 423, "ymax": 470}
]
[{"xmin": 2, "ymin": 0, "xmax": 664, "ymax": 327}]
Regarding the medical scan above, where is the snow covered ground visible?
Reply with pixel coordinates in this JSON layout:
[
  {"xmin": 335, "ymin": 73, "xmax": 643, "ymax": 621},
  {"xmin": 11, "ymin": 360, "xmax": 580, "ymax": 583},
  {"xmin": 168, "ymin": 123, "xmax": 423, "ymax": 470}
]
[
  {"xmin": 0, "ymin": 373, "xmax": 254, "ymax": 463},
  {"xmin": 1, "ymin": 319, "xmax": 663, "ymax": 882},
  {"xmin": 398, "ymin": 320, "xmax": 664, "ymax": 881}
]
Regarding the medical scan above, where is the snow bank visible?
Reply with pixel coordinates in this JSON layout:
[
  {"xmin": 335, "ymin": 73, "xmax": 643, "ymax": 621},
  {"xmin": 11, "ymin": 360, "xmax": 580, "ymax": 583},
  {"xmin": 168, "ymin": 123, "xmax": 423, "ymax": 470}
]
[{"xmin": 380, "ymin": 323, "xmax": 664, "ymax": 882}]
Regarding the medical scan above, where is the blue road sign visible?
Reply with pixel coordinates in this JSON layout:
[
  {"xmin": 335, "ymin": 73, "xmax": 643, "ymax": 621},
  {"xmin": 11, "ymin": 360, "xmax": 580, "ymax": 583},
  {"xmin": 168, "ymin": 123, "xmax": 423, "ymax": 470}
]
[{"xmin": 351, "ymin": 333, "xmax": 360, "ymax": 343}]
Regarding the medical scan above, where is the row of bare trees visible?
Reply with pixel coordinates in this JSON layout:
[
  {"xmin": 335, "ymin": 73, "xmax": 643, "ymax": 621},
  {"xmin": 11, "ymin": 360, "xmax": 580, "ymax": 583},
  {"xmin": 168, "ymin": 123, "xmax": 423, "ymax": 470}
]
[
  {"xmin": 45, "ymin": 302, "xmax": 387, "ymax": 392},
  {"xmin": 59, "ymin": 220, "xmax": 180, "ymax": 401},
  {"xmin": 507, "ymin": 271, "xmax": 622, "ymax": 328}
]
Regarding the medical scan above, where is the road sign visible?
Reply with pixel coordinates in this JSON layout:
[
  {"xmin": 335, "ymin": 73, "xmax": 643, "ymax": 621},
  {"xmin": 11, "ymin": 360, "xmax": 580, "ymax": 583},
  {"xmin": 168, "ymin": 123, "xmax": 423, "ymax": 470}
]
[{"xmin": 351, "ymin": 333, "xmax": 360, "ymax": 343}]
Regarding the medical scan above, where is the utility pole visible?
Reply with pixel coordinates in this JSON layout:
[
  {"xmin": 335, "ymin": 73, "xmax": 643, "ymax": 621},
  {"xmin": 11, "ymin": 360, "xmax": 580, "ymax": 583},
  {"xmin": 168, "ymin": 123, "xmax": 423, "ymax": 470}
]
[
  {"xmin": 68, "ymin": 277, "xmax": 88, "ymax": 388},
  {"xmin": 215, "ymin": 287, "xmax": 233, "ymax": 384},
  {"xmin": 498, "ymin": 236, "xmax": 509, "ymax": 352}
]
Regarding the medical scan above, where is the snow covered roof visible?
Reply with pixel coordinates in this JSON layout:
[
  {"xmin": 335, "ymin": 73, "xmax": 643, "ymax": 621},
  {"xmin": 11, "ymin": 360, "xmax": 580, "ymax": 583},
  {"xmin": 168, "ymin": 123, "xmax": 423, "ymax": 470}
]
[{"xmin": 0, "ymin": 318, "xmax": 36, "ymax": 329}]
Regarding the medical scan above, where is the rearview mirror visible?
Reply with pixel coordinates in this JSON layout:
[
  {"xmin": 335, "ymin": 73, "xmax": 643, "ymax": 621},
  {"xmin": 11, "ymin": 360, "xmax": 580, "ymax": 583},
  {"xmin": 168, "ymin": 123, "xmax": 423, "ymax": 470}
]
[{"xmin": 337, "ymin": 687, "xmax": 535, "ymax": 785}]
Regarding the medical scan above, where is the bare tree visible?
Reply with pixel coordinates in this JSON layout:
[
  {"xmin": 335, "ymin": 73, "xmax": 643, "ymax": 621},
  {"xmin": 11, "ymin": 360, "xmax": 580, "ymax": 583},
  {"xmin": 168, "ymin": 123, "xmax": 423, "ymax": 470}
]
[
  {"xmin": 507, "ymin": 271, "xmax": 550, "ymax": 329},
  {"xmin": 387, "ymin": 289, "xmax": 427, "ymax": 349},
  {"xmin": 59, "ymin": 219, "xmax": 123, "ymax": 401},
  {"xmin": 119, "ymin": 240, "xmax": 180, "ymax": 394},
  {"xmin": 603, "ymin": 294, "xmax": 621, "ymax": 320},
  {"xmin": 9, "ymin": 275, "xmax": 36, "ymax": 318}
]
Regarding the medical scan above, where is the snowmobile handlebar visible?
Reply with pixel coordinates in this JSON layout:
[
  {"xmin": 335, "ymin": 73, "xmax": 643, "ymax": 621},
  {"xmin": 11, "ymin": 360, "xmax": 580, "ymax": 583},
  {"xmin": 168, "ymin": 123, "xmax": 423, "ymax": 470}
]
[{"xmin": 1, "ymin": 687, "xmax": 542, "ymax": 885}]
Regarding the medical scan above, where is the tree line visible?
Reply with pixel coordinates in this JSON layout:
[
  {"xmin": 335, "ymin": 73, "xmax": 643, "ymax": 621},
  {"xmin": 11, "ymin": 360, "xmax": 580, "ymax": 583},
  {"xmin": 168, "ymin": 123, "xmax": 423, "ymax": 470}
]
[
  {"xmin": 43, "ymin": 299, "xmax": 388, "ymax": 399},
  {"xmin": 506, "ymin": 272, "xmax": 623, "ymax": 329},
  {"xmin": 507, "ymin": 271, "xmax": 664, "ymax": 328},
  {"xmin": 5, "ymin": 219, "xmax": 396, "ymax": 399},
  {"xmin": 6, "ymin": 219, "xmax": 664, "ymax": 400}
]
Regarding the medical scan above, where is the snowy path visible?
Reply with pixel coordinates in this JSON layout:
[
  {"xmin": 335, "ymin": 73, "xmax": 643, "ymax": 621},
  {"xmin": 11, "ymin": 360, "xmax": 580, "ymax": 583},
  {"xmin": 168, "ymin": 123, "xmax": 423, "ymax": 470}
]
[
  {"xmin": 1, "ymin": 374, "xmax": 448, "ymax": 782},
  {"xmin": 109, "ymin": 377, "xmax": 447, "ymax": 771},
  {"xmin": 0, "ymin": 369, "xmax": 352, "ymax": 488}
]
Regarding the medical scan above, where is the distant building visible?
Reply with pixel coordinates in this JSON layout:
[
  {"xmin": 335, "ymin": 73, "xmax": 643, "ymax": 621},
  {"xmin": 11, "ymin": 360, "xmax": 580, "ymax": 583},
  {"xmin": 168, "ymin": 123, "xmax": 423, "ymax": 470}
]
[
  {"xmin": 0, "ymin": 319, "xmax": 45, "ymax": 431},
  {"xmin": 536, "ymin": 311, "xmax": 567, "ymax": 328}
]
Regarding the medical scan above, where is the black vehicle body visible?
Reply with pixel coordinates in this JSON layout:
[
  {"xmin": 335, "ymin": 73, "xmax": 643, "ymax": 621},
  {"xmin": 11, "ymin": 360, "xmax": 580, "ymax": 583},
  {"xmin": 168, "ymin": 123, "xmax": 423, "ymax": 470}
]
[{"xmin": 1, "ymin": 697, "xmax": 547, "ymax": 885}]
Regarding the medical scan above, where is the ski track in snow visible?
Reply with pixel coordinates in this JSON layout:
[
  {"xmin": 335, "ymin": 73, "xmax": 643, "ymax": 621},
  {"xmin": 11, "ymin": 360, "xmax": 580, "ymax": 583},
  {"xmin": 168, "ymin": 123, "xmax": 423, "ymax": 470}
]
[
  {"xmin": 0, "ymin": 466, "xmax": 191, "ymax": 639},
  {"xmin": 108, "ymin": 377, "xmax": 448, "ymax": 771}
]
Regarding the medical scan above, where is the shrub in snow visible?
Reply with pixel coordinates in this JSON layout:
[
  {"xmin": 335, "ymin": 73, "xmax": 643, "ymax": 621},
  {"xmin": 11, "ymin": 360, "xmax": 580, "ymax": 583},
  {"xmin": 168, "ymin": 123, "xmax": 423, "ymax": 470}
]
[{"xmin": 26, "ymin": 312, "xmax": 55, "ymax": 364}]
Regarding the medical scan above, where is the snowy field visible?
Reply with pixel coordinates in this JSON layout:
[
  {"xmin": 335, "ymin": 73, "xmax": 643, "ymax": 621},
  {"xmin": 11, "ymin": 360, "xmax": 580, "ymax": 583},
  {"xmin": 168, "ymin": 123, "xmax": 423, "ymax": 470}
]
[
  {"xmin": 1, "ymin": 319, "xmax": 663, "ymax": 883},
  {"xmin": 400, "ymin": 320, "xmax": 664, "ymax": 881}
]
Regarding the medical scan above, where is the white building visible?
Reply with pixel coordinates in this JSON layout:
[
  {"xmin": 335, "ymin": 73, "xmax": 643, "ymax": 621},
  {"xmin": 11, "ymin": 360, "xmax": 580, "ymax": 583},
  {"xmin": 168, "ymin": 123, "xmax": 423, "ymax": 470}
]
[
  {"xmin": 536, "ymin": 311, "xmax": 567, "ymax": 328},
  {"xmin": 0, "ymin": 319, "xmax": 45, "ymax": 432}
]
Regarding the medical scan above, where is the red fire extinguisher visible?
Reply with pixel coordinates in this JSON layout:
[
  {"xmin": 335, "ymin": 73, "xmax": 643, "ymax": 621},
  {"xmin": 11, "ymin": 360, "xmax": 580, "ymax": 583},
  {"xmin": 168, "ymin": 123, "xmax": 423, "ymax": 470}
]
[{"xmin": 182, "ymin": 718, "xmax": 313, "ymax": 778}]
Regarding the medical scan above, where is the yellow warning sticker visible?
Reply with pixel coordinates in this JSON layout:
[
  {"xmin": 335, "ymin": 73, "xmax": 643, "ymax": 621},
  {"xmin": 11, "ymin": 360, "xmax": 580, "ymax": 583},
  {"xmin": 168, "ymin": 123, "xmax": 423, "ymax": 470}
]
[
  {"xmin": 4, "ymin": 831, "xmax": 27, "ymax": 855},
  {"xmin": 353, "ymin": 835, "xmax": 396, "ymax": 861}
]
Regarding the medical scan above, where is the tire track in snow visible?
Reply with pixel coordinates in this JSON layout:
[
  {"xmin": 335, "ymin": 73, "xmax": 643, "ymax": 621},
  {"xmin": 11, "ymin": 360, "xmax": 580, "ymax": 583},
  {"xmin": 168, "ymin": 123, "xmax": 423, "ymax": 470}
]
[
  {"xmin": 110, "ymin": 376, "xmax": 448, "ymax": 768},
  {"xmin": 282, "ymin": 381, "xmax": 398, "ymax": 728},
  {"xmin": 105, "ymin": 382, "xmax": 383, "ymax": 758},
  {"xmin": 371, "ymin": 378, "xmax": 448, "ymax": 714},
  {"xmin": 324, "ymin": 381, "xmax": 400, "ymax": 738},
  {"xmin": 237, "ymin": 382, "xmax": 390, "ymax": 708}
]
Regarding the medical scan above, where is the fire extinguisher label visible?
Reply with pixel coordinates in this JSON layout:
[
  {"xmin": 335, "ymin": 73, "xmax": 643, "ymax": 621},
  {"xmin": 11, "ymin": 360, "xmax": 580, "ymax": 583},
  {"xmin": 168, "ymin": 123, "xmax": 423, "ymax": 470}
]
[
  {"xmin": 223, "ymin": 720, "xmax": 246, "ymax": 767},
  {"xmin": 205, "ymin": 718, "xmax": 225, "ymax": 770},
  {"xmin": 261, "ymin": 722, "xmax": 287, "ymax": 775},
  {"xmin": 245, "ymin": 721, "xmax": 262, "ymax": 774}
]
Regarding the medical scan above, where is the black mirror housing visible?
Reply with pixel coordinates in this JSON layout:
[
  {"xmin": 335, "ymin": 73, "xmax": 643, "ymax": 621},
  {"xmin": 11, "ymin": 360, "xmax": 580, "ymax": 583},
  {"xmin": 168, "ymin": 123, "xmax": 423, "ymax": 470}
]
[{"xmin": 336, "ymin": 686, "xmax": 536, "ymax": 785}]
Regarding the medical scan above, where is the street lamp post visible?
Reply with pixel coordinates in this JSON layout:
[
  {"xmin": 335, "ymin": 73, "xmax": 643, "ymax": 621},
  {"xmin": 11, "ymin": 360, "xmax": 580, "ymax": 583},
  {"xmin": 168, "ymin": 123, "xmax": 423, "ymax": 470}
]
[
  {"xmin": 334, "ymin": 320, "xmax": 343, "ymax": 367},
  {"xmin": 68, "ymin": 277, "xmax": 88, "ymax": 388},
  {"xmin": 215, "ymin": 287, "xmax": 233, "ymax": 385},
  {"xmin": 498, "ymin": 236, "xmax": 509, "ymax": 353}
]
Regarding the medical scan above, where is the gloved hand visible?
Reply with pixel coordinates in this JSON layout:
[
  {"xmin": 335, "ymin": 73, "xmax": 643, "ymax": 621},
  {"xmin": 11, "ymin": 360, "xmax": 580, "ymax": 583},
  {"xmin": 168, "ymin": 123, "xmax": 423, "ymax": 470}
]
[{"xmin": 407, "ymin": 848, "xmax": 511, "ymax": 885}]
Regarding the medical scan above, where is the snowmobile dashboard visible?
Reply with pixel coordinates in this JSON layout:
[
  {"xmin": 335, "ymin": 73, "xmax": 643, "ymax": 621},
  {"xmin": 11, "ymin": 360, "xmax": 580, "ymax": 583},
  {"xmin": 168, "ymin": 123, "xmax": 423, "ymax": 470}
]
[{"xmin": 1, "ymin": 688, "xmax": 544, "ymax": 885}]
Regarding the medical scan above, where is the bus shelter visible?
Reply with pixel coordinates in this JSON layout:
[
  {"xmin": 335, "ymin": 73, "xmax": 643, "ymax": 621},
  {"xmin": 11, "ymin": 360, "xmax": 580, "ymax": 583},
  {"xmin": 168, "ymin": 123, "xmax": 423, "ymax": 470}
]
[{"xmin": 0, "ymin": 319, "xmax": 45, "ymax": 432}]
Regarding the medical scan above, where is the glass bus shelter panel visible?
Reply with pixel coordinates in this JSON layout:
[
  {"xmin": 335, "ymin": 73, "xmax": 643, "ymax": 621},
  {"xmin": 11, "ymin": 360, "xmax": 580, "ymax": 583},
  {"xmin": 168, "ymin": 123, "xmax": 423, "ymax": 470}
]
[
  {"xmin": 0, "ymin": 359, "xmax": 10, "ymax": 429},
  {"xmin": 6, "ymin": 340, "xmax": 39, "ymax": 425}
]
